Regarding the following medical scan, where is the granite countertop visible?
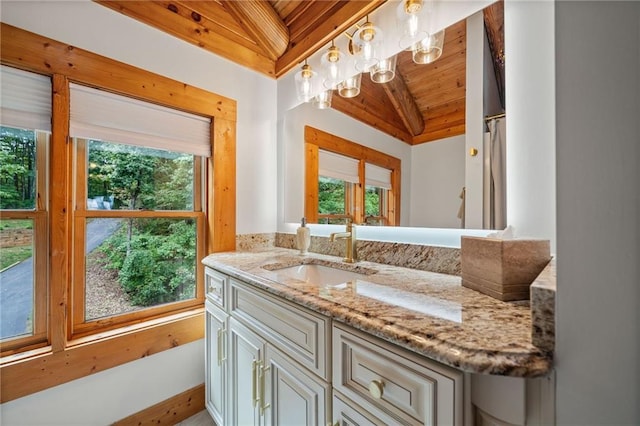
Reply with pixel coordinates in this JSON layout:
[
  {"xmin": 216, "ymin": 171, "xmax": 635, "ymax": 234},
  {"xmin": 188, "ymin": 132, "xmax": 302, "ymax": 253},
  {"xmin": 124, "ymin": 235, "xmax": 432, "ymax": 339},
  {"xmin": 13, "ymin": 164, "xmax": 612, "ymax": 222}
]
[{"xmin": 202, "ymin": 248, "xmax": 552, "ymax": 378}]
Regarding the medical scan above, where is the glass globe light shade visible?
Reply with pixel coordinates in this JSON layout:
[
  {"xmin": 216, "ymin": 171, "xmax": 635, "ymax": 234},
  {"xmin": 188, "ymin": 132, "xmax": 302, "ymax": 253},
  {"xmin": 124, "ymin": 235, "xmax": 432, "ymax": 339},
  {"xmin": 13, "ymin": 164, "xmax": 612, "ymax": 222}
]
[
  {"xmin": 370, "ymin": 55, "xmax": 397, "ymax": 84},
  {"xmin": 337, "ymin": 73, "xmax": 362, "ymax": 98},
  {"xmin": 412, "ymin": 29, "xmax": 446, "ymax": 64},
  {"xmin": 312, "ymin": 89, "xmax": 333, "ymax": 109},
  {"xmin": 295, "ymin": 63, "xmax": 317, "ymax": 102}
]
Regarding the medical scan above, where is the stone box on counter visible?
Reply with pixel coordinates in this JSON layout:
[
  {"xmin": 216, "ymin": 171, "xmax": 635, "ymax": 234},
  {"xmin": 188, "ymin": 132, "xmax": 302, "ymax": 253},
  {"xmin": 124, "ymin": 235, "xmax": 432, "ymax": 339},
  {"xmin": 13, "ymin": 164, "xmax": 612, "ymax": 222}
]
[{"xmin": 461, "ymin": 236, "xmax": 551, "ymax": 301}]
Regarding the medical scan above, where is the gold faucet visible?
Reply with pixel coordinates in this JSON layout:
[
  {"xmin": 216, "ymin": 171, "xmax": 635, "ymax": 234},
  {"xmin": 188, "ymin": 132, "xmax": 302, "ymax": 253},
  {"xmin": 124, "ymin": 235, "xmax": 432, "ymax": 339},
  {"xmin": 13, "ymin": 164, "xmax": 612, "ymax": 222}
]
[{"xmin": 330, "ymin": 219, "xmax": 356, "ymax": 263}]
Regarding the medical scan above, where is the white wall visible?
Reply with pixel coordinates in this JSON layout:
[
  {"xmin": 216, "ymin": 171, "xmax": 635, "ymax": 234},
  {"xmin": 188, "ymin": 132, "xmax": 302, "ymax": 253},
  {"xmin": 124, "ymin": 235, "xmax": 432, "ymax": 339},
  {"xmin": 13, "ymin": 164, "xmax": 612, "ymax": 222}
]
[
  {"xmin": 505, "ymin": 0, "xmax": 556, "ymax": 252},
  {"xmin": 0, "ymin": 0, "xmax": 277, "ymax": 422},
  {"xmin": 410, "ymin": 135, "xmax": 465, "ymax": 228},
  {"xmin": 0, "ymin": 341, "xmax": 204, "ymax": 425},
  {"xmin": 555, "ymin": 1, "xmax": 640, "ymax": 424}
]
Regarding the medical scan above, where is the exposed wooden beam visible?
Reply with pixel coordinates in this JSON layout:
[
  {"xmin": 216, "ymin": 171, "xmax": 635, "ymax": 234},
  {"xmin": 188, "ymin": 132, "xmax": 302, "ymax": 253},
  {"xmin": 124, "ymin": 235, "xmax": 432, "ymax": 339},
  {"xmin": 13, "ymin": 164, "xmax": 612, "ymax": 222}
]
[
  {"xmin": 96, "ymin": 1, "xmax": 276, "ymax": 77},
  {"xmin": 381, "ymin": 70, "xmax": 425, "ymax": 136},
  {"xmin": 275, "ymin": 0, "xmax": 386, "ymax": 78},
  {"xmin": 332, "ymin": 94, "xmax": 413, "ymax": 144},
  {"xmin": 222, "ymin": 0, "xmax": 289, "ymax": 61}
]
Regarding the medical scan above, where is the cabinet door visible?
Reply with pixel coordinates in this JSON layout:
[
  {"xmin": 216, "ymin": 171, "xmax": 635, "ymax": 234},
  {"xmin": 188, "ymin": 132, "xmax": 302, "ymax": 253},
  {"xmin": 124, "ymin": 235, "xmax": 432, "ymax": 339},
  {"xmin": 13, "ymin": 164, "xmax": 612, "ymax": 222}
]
[
  {"xmin": 205, "ymin": 301, "xmax": 228, "ymax": 426},
  {"xmin": 263, "ymin": 345, "xmax": 329, "ymax": 426},
  {"xmin": 229, "ymin": 317, "xmax": 265, "ymax": 426}
]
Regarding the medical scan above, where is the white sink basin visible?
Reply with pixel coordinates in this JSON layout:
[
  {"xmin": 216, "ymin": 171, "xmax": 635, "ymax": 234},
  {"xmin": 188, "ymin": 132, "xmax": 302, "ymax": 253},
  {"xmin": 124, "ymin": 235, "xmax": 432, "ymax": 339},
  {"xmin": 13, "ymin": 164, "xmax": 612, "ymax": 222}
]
[{"xmin": 271, "ymin": 264, "xmax": 366, "ymax": 286}]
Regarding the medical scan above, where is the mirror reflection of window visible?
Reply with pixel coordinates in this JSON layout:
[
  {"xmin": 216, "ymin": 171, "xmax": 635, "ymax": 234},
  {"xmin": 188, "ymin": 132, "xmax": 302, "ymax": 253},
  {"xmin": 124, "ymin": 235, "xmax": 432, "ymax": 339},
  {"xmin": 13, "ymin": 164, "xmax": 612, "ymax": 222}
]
[
  {"xmin": 364, "ymin": 163, "xmax": 392, "ymax": 226},
  {"xmin": 317, "ymin": 150, "xmax": 358, "ymax": 225},
  {"xmin": 318, "ymin": 176, "xmax": 353, "ymax": 225},
  {"xmin": 305, "ymin": 126, "xmax": 401, "ymax": 226}
]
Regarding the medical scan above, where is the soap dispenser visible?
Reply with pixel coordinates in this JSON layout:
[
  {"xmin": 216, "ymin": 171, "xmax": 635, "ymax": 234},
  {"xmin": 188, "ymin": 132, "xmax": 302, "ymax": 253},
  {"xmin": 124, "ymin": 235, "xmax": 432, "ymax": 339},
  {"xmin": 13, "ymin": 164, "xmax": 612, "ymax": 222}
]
[{"xmin": 296, "ymin": 217, "xmax": 310, "ymax": 255}]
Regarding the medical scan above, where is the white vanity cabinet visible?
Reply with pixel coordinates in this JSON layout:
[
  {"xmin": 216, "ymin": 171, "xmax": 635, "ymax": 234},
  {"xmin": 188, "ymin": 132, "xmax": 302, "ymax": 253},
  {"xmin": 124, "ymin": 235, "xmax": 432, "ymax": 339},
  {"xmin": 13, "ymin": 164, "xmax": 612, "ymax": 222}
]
[
  {"xmin": 205, "ymin": 266, "xmax": 331, "ymax": 426},
  {"xmin": 204, "ymin": 263, "xmax": 549, "ymax": 426},
  {"xmin": 332, "ymin": 323, "xmax": 464, "ymax": 426},
  {"xmin": 205, "ymin": 301, "xmax": 228, "ymax": 426},
  {"xmin": 205, "ymin": 268, "xmax": 229, "ymax": 426}
]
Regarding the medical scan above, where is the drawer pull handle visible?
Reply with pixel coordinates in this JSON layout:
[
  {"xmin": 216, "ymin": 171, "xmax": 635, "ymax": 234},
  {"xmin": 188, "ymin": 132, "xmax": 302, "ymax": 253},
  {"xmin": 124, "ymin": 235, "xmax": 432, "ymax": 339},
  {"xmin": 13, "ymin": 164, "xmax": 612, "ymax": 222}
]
[
  {"xmin": 369, "ymin": 379, "xmax": 385, "ymax": 399},
  {"xmin": 251, "ymin": 360, "xmax": 259, "ymax": 407},
  {"xmin": 216, "ymin": 326, "xmax": 226, "ymax": 366},
  {"xmin": 259, "ymin": 362, "xmax": 271, "ymax": 415}
]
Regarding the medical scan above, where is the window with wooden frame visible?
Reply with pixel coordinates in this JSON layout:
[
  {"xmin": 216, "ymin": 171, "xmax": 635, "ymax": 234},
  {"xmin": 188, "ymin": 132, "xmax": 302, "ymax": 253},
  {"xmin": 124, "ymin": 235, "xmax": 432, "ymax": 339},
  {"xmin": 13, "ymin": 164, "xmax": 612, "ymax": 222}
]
[
  {"xmin": 69, "ymin": 84, "xmax": 209, "ymax": 337},
  {"xmin": 304, "ymin": 126, "xmax": 401, "ymax": 226},
  {"xmin": 0, "ymin": 66, "xmax": 50, "ymax": 355},
  {"xmin": 1, "ymin": 23, "xmax": 236, "ymax": 403}
]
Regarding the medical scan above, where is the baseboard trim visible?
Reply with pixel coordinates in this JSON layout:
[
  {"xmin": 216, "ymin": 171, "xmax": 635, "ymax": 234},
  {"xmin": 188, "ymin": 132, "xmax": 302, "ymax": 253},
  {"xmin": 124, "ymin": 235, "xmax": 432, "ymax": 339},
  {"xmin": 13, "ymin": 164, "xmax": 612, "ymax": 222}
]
[{"xmin": 113, "ymin": 383, "xmax": 205, "ymax": 426}]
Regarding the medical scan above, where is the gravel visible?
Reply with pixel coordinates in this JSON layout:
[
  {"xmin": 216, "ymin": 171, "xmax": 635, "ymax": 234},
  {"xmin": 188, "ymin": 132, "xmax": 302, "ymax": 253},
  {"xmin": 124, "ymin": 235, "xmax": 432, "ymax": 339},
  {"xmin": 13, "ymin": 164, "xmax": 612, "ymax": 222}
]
[{"xmin": 85, "ymin": 250, "xmax": 141, "ymax": 320}]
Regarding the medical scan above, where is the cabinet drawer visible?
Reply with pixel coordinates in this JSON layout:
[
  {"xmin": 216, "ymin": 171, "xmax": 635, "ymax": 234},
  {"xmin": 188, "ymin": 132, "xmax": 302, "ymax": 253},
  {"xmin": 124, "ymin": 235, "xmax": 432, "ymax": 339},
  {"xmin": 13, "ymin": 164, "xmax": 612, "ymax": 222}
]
[
  {"xmin": 333, "ymin": 390, "xmax": 397, "ymax": 426},
  {"xmin": 205, "ymin": 267, "xmax": 227, "ymax": 309},
  {"xmin": 333, "ymin": 323, "xmax": 463, "ymax": 426},
  {"xmin": 230, "ymin": 278, "xmax": 330, "ymax": 380}
]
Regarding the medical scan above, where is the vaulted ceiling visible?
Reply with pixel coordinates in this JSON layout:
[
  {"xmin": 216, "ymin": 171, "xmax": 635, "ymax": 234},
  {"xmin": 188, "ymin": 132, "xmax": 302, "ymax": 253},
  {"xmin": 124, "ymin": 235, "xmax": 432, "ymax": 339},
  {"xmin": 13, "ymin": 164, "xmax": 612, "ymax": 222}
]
[{"xmin": 96, "ymin": 0, "xmax": 504, "ymax": 145}]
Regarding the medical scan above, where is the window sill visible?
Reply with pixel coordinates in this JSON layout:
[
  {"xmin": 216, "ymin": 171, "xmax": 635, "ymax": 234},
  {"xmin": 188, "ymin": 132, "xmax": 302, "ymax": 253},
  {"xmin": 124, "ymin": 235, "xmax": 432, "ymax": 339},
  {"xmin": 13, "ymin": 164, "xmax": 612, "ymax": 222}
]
[{"xmin": 0, "ymin": 307, "xmax": 204, "ymax": 403}]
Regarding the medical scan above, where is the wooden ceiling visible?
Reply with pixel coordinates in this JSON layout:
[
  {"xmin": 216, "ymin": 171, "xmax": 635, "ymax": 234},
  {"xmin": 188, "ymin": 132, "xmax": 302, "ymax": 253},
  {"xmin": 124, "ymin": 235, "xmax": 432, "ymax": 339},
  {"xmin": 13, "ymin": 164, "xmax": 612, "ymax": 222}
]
[{"xmin": 97, "ymin": 0, "xmax": 504, "ymax": 145}]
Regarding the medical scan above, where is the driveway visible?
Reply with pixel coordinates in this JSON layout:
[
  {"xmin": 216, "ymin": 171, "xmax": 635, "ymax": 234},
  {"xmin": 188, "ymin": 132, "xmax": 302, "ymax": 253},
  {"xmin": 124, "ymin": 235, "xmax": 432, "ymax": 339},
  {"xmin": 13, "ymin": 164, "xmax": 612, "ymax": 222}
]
[{"xmin": 0, "ymin": 218, "xmax": 121, "ymax": 340}]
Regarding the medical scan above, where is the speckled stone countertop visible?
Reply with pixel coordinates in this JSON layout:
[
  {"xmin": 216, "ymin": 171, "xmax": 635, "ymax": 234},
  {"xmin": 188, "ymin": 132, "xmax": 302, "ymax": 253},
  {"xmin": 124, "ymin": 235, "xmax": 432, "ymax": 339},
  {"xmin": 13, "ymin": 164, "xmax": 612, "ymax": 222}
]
[{"xmin": 202, "ymin": 248, "xmax": 553, "ymax": 378}]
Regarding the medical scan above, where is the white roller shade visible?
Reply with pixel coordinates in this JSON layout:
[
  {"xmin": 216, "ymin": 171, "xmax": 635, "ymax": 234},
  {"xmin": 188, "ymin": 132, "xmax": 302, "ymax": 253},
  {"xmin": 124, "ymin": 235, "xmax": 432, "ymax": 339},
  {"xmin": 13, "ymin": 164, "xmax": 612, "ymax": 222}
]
[
  {"xmin": 319, "ymin": 150, "xmax": 359, "ymax": 183},
  {"xmin": 365, "ymin": 163, "xmax": 392, "ymax": 190},
  {"xmin": 0, "ymin": 65, "xmax": 52, "ymax": 131},
  {"xmin": 70, "ymin": 83, "xmax": 211, "ymax": 157}
]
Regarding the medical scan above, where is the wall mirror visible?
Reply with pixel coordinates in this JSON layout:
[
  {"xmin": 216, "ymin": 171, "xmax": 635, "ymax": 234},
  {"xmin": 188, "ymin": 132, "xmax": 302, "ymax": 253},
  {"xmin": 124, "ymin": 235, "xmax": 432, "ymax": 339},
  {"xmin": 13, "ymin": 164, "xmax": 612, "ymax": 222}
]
[{"xmin": 280, "ymin": 1, "xmax": 506, "ymax": 232}]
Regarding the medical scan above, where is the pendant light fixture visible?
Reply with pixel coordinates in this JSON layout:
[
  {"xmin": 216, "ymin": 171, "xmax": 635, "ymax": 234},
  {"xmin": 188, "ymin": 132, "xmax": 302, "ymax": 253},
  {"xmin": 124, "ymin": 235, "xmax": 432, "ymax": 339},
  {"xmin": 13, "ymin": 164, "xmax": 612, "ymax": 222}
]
[
  {"xmin": 397, "ymin": 0, "xmax": 429, "ymax": 49},
  {"xmin": 412, "ymin": 29, "xmax": 445, "ymax": 64},
  {"xmin": 337, "ymin": 73, "xmax": 362, "ymax": 98},
  {"xmin": 294, "ymin": 60, "xmax": 317, "ymax": 102},
  {"xmin": 370, "ymin": 55, "xmax": 397, "ymax": 84},
  {"xmin": 351, "ymin": 16, "xmax": 383, "ymax": 72},
  {"xmin": 296, "ymin": 3, "xmax": 448, "ymax": 105},
  {"xmin": 312, "ymin": 89, "xmax": 333, "ymax": 109},
  {"xmin": 321, "ymin": 40, "xmax": 345, "ymax": 89}
]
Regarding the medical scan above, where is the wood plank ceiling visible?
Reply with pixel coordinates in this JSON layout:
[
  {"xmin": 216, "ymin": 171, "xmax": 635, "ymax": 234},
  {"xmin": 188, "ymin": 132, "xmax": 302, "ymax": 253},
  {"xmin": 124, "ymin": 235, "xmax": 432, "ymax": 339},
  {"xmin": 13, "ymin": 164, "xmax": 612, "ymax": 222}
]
[{"xmin": 96, "ymin": 0, "xmax": 504, "ymax": 145}]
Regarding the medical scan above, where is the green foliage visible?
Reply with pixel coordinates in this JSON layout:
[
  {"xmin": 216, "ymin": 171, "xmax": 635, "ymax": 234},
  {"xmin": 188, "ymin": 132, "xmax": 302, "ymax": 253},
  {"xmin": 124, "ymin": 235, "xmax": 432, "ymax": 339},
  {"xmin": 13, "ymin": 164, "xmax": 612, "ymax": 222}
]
[
  {"xmin": 318, "ymin": 176, "xmax": 346, "ymax": 215},
  {"xmin": 87, "ymin": 141, "xmax": 193, "ymax": 210},
  {"xmin": 364, "ymin": 186, "xmax": 381, "ymax": 216},
  {"xmin": 0, "ymin": 245, "xmax": 32, "ymax": 270},
  {"xmin": 0, "ymin": 219, "xmax": 33, "ymax": 230},
  {"xmin": 0, "ymin": 127, "xmax": 37, "ymax": 209},
  {"xmin": 100, "ymin": 218, "xmax": 196, "ymax": 306}
]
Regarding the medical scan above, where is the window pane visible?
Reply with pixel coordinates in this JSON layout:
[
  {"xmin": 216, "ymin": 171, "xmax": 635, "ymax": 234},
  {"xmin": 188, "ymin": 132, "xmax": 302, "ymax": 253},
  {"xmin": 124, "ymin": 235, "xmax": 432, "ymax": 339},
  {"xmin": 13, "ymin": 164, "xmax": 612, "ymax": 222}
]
[
  {"xmin": 318, "ymin": 176, "xmax": 346, "ymax": 215},
  {"xmin": 365, "ymin": 185, "xmax": 382, "ymax": 216},
  {"xmin": 365, "ymin": 185, "xmax": 386, "ymax": 226},
  {"xmin": 0, "ymin": 126, "xmax": 37, "ymax": 210},
  {"xmin": 85, "ymin": 217, "xmax": 196, "ymax": 320},
  {"xmin": 86, "ymin": 140, "xmax": 194, "ymax": 211},
  {"xmin": 0, "ymin": 218, "xmax": 34, "ymax": 339}
]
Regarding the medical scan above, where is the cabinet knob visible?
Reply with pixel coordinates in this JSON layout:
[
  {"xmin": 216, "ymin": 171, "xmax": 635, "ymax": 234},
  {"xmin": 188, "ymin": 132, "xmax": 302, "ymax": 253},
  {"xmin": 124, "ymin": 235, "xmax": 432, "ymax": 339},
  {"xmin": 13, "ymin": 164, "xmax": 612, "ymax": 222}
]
[{"xmin": 369, "ymin": 379, "xmax": 385, "ymax": 399}]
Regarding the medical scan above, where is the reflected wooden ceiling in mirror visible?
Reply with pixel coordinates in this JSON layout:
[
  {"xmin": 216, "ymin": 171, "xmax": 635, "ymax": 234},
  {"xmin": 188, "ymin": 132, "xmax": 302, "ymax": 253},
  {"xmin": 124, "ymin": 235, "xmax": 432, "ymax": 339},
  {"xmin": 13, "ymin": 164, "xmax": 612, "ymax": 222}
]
[{"xmin": 97, "ymin": 0, "xmax": 504, "ymax": 145}]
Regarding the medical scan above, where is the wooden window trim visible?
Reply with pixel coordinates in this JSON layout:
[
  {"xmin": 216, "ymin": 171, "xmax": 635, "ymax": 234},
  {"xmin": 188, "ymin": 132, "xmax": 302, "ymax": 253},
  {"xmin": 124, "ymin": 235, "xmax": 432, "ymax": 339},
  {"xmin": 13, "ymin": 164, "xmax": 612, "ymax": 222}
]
[
  {"xmin": 0, "ymin": 23, "xmax": 237, "ymax": 402},
  {"xmin": 304, "ymin": 126, "xmax": 401, "ymax": 225}
]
